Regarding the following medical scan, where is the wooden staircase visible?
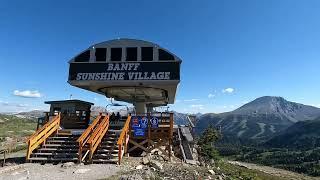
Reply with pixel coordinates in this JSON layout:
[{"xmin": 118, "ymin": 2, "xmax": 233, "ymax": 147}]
[
  {"xmin": 28, "ymin": 130, "xmax": 79, "ymax": 163},
  {"xmin": 92, "ymin": 130, "xmax": 119, "ymax": 163},
  {"xmin": 26, "ymin": 113, "xmax": 131, "ymax": 165}
]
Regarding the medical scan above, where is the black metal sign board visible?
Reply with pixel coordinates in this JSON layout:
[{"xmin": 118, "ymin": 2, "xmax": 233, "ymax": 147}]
[{"xmin": 69, "ymin": 62, "xmax": 180, "ymax": 81}]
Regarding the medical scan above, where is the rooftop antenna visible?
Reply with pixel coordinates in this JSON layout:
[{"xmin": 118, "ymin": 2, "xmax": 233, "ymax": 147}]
[{"xmin": 69, "ymin": 94, "xmax": 72, "ymax": 100}]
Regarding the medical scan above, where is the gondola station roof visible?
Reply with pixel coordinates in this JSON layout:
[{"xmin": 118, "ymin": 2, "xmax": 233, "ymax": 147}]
[{"xmin": 68, "ymin": 38, "xmax": 181, "ymax": 108}]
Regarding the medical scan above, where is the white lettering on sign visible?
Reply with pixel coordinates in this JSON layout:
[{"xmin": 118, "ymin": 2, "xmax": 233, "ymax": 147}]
[
  {"xmin": 75, "ymin": 63, "xmax": 171, "ymax": 81},
  {"xmin": 107, "ymin": 63, "xmax": 140, "ymax": 71},
  {"xmin": 76, "ymin": 72, "xmax": 171, "ymax": 80}
]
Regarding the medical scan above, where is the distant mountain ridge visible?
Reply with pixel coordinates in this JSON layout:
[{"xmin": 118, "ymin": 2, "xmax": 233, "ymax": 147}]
[
  {"xmin": 196, "ymin": 96, "xmax": 320, "ymax": 141},
  {"xmin": 264, "ymin": 117, "xmax": 320, "ymax": 149}
]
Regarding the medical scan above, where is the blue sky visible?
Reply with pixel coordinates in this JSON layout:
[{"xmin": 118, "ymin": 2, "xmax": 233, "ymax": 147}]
[{"xmin": 0, "ymin": 0, "xmax": 320, "ymax": 113}]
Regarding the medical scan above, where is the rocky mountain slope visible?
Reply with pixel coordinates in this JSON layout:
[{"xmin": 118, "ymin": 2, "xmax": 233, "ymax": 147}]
[
  {"xmin": 196, "ymin": 96, "xmax": 320, "ymax": 141},
  {"xmin": 14, "ymin": 110, "xmax": 45, "ymax": 119}
]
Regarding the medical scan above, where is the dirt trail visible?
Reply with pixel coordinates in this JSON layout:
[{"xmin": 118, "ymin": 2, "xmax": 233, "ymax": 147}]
[
  {"xmin": 228, "ymin": 160, "xmax": 320, "ymax": 180},
  {"xmin": 0, "ymin": 163, "xmax": 120, "ymax": 180}
]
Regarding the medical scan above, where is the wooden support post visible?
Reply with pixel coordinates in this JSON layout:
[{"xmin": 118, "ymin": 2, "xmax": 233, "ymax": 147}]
[
  {"xmin": 3, "ymin": 151, "xmax": 6, "ymax": 167},
  {"xmin": 168, "ymin": 140, "xmax": 172, "ymax": 160},
  {"xmin": 118, "ymin": 144, "xmax": 122, "ymax": 165},
  {"xmin": 147, "ymin": 113, "xmax": 151, "ymax": 149},
  {"xmin": 169, "ymin": 113, "xmax": 174, "ymax": 138},
  {"xmin": 124, "ymin": 132, "xmax": 127, "ymax": 154}
]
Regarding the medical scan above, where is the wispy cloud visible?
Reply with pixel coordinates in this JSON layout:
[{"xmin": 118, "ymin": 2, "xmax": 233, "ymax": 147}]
[
  {"xmin": 208, "ymin": 93, "xmax": 215, "ymax": 98},
  {"xmin": 17, "ymin": 104, "xmax": 28, "ymax": 107},
  {"xmin": 0, "ymin": 101, "xmax": 9, "ymax": 106},
  {"xmin": 13, "ymin": 90, "xmax": 42, "ymax": 98},
  {"xmin": 222, "ymin": 88, "xmax": 234, "ymax": 94},
  {"xmin": 184, "ymin": 99, "xmax": 199, "ymax": 102},
  {"xmin": 190, "ymin": 104, "xmax": 204, "ymax": 109},
  {"xmin": 0, "ymin": 101, "xmax": 29, "ymax": 107}
]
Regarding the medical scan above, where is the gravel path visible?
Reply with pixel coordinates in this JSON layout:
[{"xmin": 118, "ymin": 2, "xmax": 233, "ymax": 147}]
[
  {"xmin": 0, "ymin": 163, "xmax": 120, "ymax": 180},
  {"xmin": 228, "ymin": 161, "xmax": 320, "ymax": 180}
]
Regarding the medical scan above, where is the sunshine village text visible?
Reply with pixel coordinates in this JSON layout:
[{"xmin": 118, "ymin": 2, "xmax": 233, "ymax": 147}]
[{"xmin": 76, "ymin": 63, "xmax": 171, "ymax": 81}]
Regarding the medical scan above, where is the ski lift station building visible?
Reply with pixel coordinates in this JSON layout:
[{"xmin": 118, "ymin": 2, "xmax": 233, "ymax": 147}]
[{"xmin": 68, "ymin": 38, "xmax": 181, "ymax": 113}]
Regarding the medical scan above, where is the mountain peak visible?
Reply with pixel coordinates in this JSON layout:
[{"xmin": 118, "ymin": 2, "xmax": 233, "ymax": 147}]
[{"xmin": 233, "ymin": 96, "xmax": 320, "ymax": 122}]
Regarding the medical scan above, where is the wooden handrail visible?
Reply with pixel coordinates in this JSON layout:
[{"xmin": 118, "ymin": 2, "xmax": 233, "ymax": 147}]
[
  {"xmin": 117, "ymin": 116, "xmax": 131, "ymax": 164},
  {"xmin": 77, "ymin": 114, "xmax": 103, "ymax": 162},
  {"xmin": 88, "ymin": 115, "xmax": 110, "ymax": 161},
  {"xmin": 26, "ymin": 113, "xmax": 61, "ymax": 160}
]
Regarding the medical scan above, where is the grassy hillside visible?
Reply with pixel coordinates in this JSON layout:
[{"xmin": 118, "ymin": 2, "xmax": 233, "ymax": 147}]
[{"xmin": 0, "ymin": 114, "xmax": 37, "ymax": 151}]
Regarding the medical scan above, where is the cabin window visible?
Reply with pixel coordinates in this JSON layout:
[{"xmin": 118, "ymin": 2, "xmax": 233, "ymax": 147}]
[
  {"xmin": 141, "ymin": 47, "xmax": 153, "ymax": 61},
  {"xmin": 126, "ymin": 47, "xmax": 137, "ymax": 61},
  {"xmin": 110, "ymin": 48, "xmax": 122, "ymax": 61},
  {"xmin": 95, "ymin": 48, "xmax": 107, "ymax": 62},
  {"xmin": 159, "ymin": 49, "xmax": 174, "ymax": 61},
  {"xmin": 74, "ymin": 50, "xmax": 90, "ymax": 62}
]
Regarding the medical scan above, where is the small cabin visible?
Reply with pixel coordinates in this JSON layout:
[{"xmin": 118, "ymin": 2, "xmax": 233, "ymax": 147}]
[{"xmin": 44, "ymin": 100, "xmax": 94, "ymax": 129}]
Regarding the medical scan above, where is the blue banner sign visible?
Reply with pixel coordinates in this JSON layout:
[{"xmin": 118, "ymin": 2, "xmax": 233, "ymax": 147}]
[
  {"xmin": 140, "ymin": 117, "xmax": 148, "ymax": 129},
  {"xmin": 150, "ymin": 117, "xmax": 159, "ymax": 128},
  {"xmin": 134, "ymin": 127, "xmax": 145, "ymax": 137},
  {"xmin": 131, "ymin": 116, "xmax": 140, "ymax": 128}
]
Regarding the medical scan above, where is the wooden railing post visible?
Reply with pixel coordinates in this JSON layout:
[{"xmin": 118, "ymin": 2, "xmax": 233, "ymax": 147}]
[
  {"xmin": 86, "ymin": 114, "xmax": 110, "ymax": 162},
  {"xmin": 116, "ymin": 116, "xmax": 131, "ymax": 165},
  {"xmin": 118, "ymin": 144, "xmax": 122, "ymax": 165},
  {"xmin": 25, "ymin": 114, "xmax": 61, "ymax": 161},
  {"xmin": 77, "ymin": 114, "xmax": 103, "ymax": 163}
]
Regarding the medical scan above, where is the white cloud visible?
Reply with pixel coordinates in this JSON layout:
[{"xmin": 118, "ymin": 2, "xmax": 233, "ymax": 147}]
[
  {"xmin": 17, "ymin": 104, "xmax": 28, "ymax": 107},
  {"xmin": 208, "ymin": 94, "xmax": 215, "ymax": 98},
  {"xmin": 190, "ymin": 104, "xmax": 204, "ymax": 109},
  {"xmin": 13, "ymin": 90, "xmax": 42, "ymax": 98},
  {"xmin": 0, "ymin": 101, "xmax": 9, "ymax": 106},
  {"xmin": 184, "ymin": 99, "xmax": 199, "ymax": 102},
  {"xmin": 222, "ymin": 88, "xmax": 234, "ymax": 94}
]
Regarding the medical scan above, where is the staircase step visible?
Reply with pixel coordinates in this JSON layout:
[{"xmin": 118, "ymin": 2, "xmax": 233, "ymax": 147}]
[
  {"xmin": 46, "ymin": 140, "xmax": 78, "ymax": 144},
  {"xmin": 42, "ymin": 144, "xmax": 79, "ymax": 148},
  {"xmin": 98, "ymin": 145, "xmax": 117, "ymax": 149},
  {"xmin": 94, "ymin": 153, "xmax": 119, "ymax": 158},
  {"xmin": 101, "ymin": 140, "xmax": 117, "ymax": 144},
  {"xmin": 29, "ymin": 157, "xmax": 78, "ymax": 162},
  {"xmin": 32, "ymin": 152, "xmax": 78, "ymax": 156},
  {"xmin": 37, "ymin": 148, "xmax": 78, "ymax": 152},
  {"xmin": 92, "ymin": 159, "xmax": 118, "ymax": 163},
  {"xmin": 97, "ymin": 149, "xmax": 119, "ymax": 153},
  {"xmin": 48, "ymin": 137, "xmax": 78, "ymax": 140}
]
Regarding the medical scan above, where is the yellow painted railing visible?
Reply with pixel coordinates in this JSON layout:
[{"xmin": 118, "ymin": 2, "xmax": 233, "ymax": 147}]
[
  {"xmin": 88, "ymin": 115, "xmax": 110, "ymax": 161},
  {"xmin": 77, "ymin": 114, "xmax": 103, "ymax": 162},
  {"xmin": 117, "ymin": 116, "xmax": 131, "ymax": 164},
  {"xmin": 26, "ymin": 113, "xmax": 61, "ymax": 160}
]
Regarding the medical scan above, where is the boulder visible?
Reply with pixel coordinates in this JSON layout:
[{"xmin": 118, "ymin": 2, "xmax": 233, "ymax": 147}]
[
  {"xmin": 141, "ymin": 151, "xmax": 147, "ymax": 157},
  {"xmin": 61, "ymin": 162, "xmax": 75, "ymax": 168},
  {"xmin": 142, "ymin": 156, "xmax": 150, "ymax": 165},
  {"xmin": 150, "ymin": 160, "xmax": 163, "ymax": 170},
  {"xmin": 208, "ymin": 169, "xmax": 215, "ymax": 175},
  {"xmin": 135, "ymin": 165, "xmax": 143, "ymax": 170}
]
